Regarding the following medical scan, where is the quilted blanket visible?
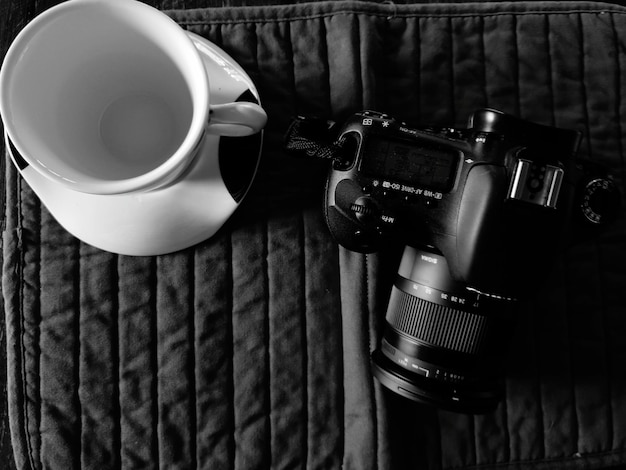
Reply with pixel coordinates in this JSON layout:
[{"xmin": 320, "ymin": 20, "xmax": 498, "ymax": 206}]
[{"xmin": 3, "ymin": 1, "xmax": 626, "ymax": 469}]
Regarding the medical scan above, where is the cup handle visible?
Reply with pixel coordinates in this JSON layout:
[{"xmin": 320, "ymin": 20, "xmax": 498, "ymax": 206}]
[{"xmin": 207, "ymin": 102, "xmax": 267, "ymax": 137}]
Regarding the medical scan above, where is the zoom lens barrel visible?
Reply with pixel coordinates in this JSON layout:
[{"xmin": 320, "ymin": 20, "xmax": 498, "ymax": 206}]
[{"xmin": 371, "ymin": 246, "xmax": 515, "ymax": 413}]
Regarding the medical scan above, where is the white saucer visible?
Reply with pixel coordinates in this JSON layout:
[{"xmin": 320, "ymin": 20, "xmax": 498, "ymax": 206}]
[{"xmin": 5, "ymin": 33, "xmax": 263, "ymax": 256}]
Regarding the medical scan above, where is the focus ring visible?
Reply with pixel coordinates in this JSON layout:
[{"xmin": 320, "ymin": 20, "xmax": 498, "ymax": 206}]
[{"xmin": 386, "ymin": 286, "xmax": 489, "ymax": 355}]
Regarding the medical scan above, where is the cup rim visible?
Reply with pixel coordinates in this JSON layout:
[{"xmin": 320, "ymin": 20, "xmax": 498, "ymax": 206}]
[{"xmin": 0, "ymin": 0, "xmax": 210, "ymax": 195}]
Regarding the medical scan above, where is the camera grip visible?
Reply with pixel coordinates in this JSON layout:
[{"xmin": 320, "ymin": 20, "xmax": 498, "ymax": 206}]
[
  {"xmin": 454, "ymin": 163, "xmax": 563, "ymax": 297},
  {"xmin": 454, "ymin": 164, "xmax": 509, "ymax": 291}
]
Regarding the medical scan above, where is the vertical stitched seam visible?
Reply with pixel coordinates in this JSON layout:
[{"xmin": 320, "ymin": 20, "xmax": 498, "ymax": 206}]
[
  {"xmin": 381, "ymin": 16, "xmax": 388, "ymax": 110},
  {"xmin": 227, "ymin": 234, "xmax": 236, "ymax": 470},
  {"xmin": 253, "ymin": 19, "xmax": 272, "ymax": 467},
  {"xmin": 564, "ymin": 253, "xmax": 580, "ymax": 454},
  {"xmin": 337, "ymin": 252, "xmax": 345, "ymax": 467},
  {"xmin": 470, "ymin": 413, "xmax": 477, "ymax": 467},
  {"xmin": 535, "ymin": 13, "xmax": 551, "ymax": 462},
  {"xmin": 448, "ymin": 16, "xmax": 456, "ymax": 123},
  {"xmin": 286, "ymin": 20, "xmax": 298, "ymax": 115},
  {"xmin": 512, "ymin": 14, "xmax": 521, "ymax": 117},
  {"xmin": 545, "ymin": 14, "xmax": 556, "ymax": 126},
  {"xmin": 479, "ymin": 15, "xmax": 488, "ymax": 107},
  {"xmin": 575, "ymin": 13, "xmax": 590, "ymax": 452},
  {"xmin": 321, "ymin": 13, "xmax": 345, "ymax": 462},
  {"xmin": 288, "ymin": 17, "xmax": 310, "ymax": 466},
  {"xmin": 214, "ymin": 22, "xmax": 235, "ymax": 469},
  {"xmin": 355, "ymin": 12, "xmax": 364, "ymax": 110},
  {"xmin": 263, "ymin": 219, "xmax": 272, "ymax": 467},
  {"xmin": 189, "ymin": 251, "xmax": 198, "ymax": 470},
  {"xmin": 577, "ymin": 12, "xmax": 592, "ymax": 159},
  {"xmin": 607, "ymin": 12, "xmax": 623, "ymax": 453},
  {"xmin": 149, "ymin": 258, "xmax": 159, "ymax": 467},
  {"xmin": 319, "ymin": 16, "xmax": 332, "ymax": 115},
  {"xmin": 19, "ymin": 176, "xmax": 38, "ymax": 470},
  {"xmin": 595, "ymin": 239, "xmax": 614, "ymax": 451},
  {"xmin": 506, "ymin": 12, "xmax": 519, "ymax": 464},
  {"xmin": 112, "ymin": 256, "xmax": 121, "ymax": 470},
  {"xmin": 73, "ymin": 240, "xmax": 82, "ymax": 468},
  {"xmin": 299, "ymin": 212, "xmax": 309, "ymax": 469},
  {"xmin": 610, "ymin": 12, "xmax": 626, "ymax": 183},
  {"xmin": 501, "ymin": 377, "xmax": 510, "ymax": 464},
  {"xmin": 415, "ymin": 17, "xmax": 421, "ymax": 120},
  {"xmin": 0, "ymin": 149, "xmax": 6, "ymax": 234},
  {"xmin": 33, "ymin": 183, "xmax": 41, "ymax": 470},
  {"xmin": 363, "ymin": 253, "xmax": 377, "ymax": 470},
  {"xmin": 532, "ymin": 297, "xmax": 546, "ymax": 460}
]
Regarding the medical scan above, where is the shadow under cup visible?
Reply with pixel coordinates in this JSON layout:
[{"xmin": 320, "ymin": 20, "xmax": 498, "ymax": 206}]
[{"xmin": 1, "ymin": 0, "xmax": 208, "ymax": 193}]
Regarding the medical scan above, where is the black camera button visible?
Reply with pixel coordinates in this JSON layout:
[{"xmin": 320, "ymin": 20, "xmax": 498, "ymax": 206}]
[
  {"xmin": 422, "ymin": 198, "xmax": 439, "ymax": 208},
  {"xmin": 362, "ymin": 184, "xmax": 374, "ymax": 195}
]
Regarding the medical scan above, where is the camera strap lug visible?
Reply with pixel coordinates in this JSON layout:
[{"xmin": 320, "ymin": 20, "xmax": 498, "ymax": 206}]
[{"xmin": 284, "ymin": 115, "xmax": 348, "ymax": 164}]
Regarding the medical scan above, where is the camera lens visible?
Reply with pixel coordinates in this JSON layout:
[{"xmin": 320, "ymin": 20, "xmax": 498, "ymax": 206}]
[{"xmin": 371, "ymin": 246, "xmax": 515, "ymax": 413}]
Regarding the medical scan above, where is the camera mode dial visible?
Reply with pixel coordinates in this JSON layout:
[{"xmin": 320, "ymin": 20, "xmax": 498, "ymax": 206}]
[{"xmin": 581, "ymin": 177, "xmax": 620, "ymax": 225}]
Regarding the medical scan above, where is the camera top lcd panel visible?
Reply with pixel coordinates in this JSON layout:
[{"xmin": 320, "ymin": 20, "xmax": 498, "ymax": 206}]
[{"xmin": 360, "ymin": 136, "xmax": 458, "ymax": 193}]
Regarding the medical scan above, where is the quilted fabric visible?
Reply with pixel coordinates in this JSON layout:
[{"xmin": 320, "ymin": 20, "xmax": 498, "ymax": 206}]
[{"xmin": 3, "ymin": 1, "xmax": 626, "ymax": 469}]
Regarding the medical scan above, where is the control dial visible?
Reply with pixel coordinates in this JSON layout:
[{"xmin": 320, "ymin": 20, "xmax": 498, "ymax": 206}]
[
  {"xmin": 351, "ymin": 196, "xmax": 378, "ymax": 223},
  {"xmin": 581, "ymin": 178, "xmax": 621, "ymax": 225}
]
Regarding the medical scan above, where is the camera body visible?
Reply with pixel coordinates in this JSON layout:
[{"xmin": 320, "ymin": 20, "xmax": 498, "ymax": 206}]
[
  {"xmin": 325, "ymin": 109, "xmax": 584, "ymax": 299},
  {"xmin": 286, "ymin": 108, "xmax": 619, "ymax": 412}
]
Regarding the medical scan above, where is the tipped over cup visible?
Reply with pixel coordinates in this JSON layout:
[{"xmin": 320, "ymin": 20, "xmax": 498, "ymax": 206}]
[{"xmin": 0, "ymin": 0, "xmax": 267, "ymax": 195}]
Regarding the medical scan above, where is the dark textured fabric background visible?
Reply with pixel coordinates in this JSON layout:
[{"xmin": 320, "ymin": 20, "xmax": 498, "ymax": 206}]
[{"xmin": 2, "ymin": 1, "xmax": 626, "ymax": 469}]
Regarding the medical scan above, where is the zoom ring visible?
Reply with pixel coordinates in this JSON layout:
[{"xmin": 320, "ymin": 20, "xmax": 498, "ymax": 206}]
[{"xmin": 386, "ymin": 286, "xmax": 489, "ymax": 355}]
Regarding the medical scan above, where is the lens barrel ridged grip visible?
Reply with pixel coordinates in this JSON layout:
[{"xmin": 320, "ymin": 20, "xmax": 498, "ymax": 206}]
[{"xmin": 386, "ymin": 286, "xmax": 489, "ymax": 355}]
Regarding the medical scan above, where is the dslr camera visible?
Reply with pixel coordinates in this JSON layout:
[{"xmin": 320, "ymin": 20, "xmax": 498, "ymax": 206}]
[{"xmin": 285, "ymin": 109, "xmax": 619, "ymax": 413}]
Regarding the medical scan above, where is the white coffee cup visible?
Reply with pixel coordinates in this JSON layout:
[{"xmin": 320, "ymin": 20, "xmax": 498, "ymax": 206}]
[{"xmin": 0, "ymin": 0, "xmax": 267, "ymax": 195}]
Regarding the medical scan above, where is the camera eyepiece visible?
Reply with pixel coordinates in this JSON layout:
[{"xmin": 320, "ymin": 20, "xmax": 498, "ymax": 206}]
[{"xmin": 371, "ymin": 246, "xmax": 515, "ymax": 414}]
